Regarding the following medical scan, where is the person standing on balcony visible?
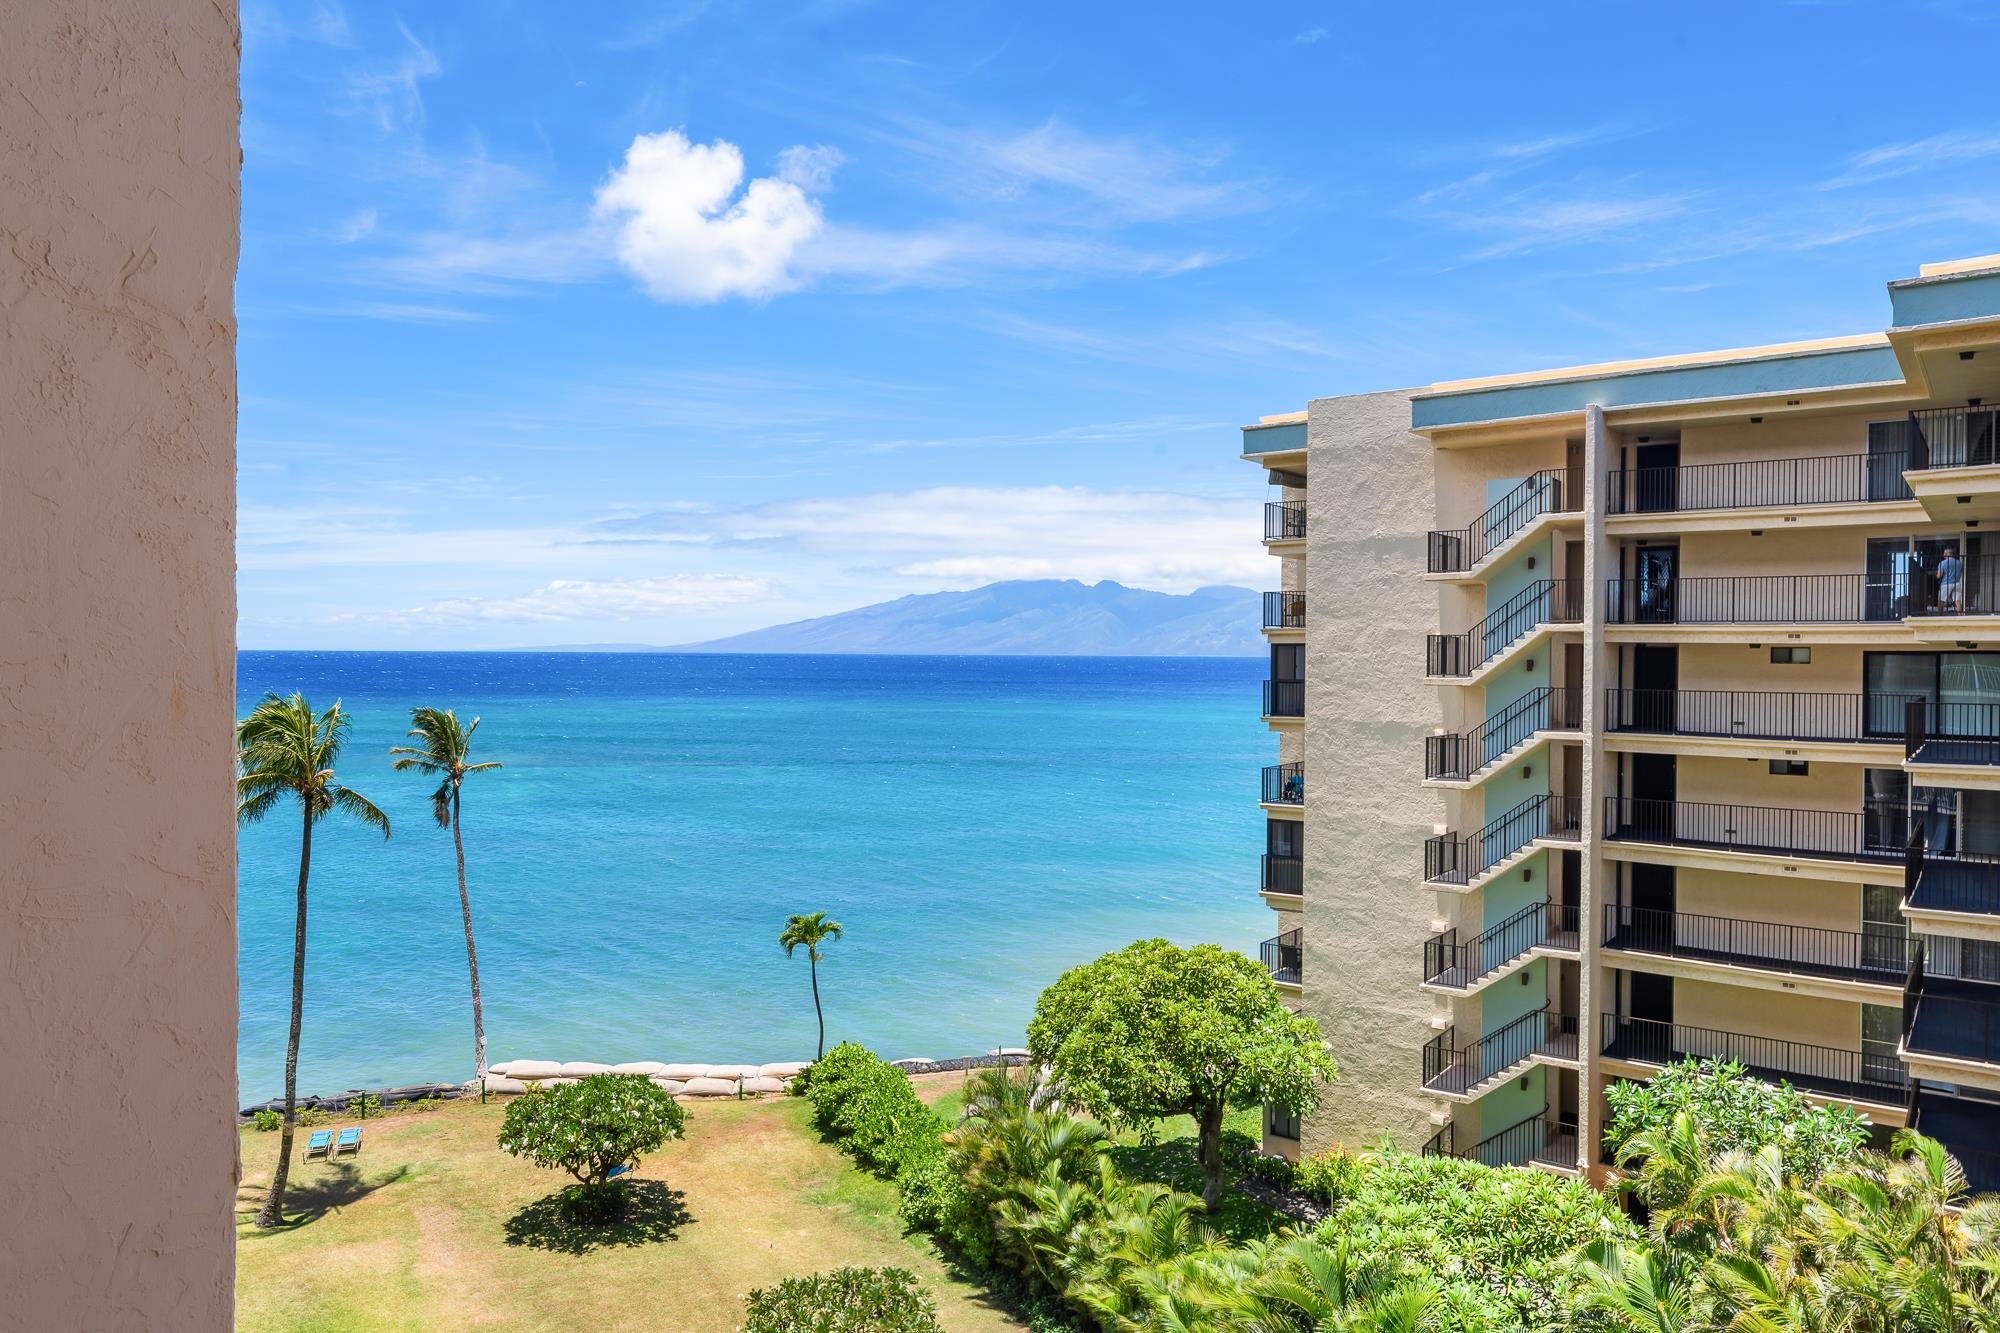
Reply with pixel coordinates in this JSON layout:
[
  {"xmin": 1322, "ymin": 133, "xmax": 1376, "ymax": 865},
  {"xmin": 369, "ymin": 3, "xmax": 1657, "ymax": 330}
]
[{"xmin": 1939, "ymin": 546, "xmax": 1965, "ymax": 614}]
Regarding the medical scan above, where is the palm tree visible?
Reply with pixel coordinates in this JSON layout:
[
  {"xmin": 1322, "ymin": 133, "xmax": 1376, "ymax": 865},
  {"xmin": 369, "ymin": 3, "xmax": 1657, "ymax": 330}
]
[
  {"xmin": 236, "ymin": 693, "xmax": 389, "ymax": 1228},
  {"xmin": 389, "ymin": 707, "xmax": 501, "ymax": 1079},
  {"xmin": 778, "ymin": 910, "xmax": 843, "ymax": 1059}
]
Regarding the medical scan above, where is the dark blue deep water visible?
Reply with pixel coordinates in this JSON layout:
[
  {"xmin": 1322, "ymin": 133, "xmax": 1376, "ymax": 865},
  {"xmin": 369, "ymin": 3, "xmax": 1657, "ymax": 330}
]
[{"xmin": 236, "ymin": 651, "xmax": 1268, "ymax": 1100}]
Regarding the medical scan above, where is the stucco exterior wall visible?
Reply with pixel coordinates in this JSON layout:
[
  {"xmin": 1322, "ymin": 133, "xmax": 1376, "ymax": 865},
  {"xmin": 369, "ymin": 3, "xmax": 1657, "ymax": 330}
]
[
  {"xmin": 0, "ymin": 4, "xmax": 240, "ymax": 1326},
  {"xmin": 1301, "ymin": 388, "xmax": 1443, "ymax": 1153}
]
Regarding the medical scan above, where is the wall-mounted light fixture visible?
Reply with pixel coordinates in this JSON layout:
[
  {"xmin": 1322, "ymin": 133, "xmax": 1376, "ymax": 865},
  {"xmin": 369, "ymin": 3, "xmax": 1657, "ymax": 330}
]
[
  {"xmin": 1527, "ymin": 556, "xmax": 1537, "ymax": 570},
  {"xmin": 1523, "ymin": 867, "xmax": 1533, "ymax": 883},
  {"xmin": 1750, "ymin": 416, "xmax": 1763, "ymax": 424},
  {"xmin": 1961, "ymin": 350, "xmax": 1977, "ymax": 361},
  {"xmin": 1526, "ymin": 658, "xmax": 1536, "ymax": 672},
  {"xmin": 1523, "ymin": 766, "xmax": 1533, "ymax": 781}
]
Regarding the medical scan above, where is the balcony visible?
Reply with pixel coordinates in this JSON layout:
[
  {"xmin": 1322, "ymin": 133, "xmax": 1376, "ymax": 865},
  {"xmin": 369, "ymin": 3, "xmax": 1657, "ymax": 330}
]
[
  {"xmin": 1261, "ymin": 929, "xmax": 1302, "ymax": 987},
  {"xmin": 1601, "ymin": 904, "xmax": 1916, "ymax": 987},
  {"xmin": 1903, "ymin": 959, "xmax": 2000, "ymax": 1071},
  {"xmin": 1423, "ymin": 900, "xmax": 1579, "ymax": 990},
  {"xmin": 1607, "ymin": 558, "xmax": 2000, "ymax": 627},
  {"xmin": 1426, "ymin": 467, "xmax": 1581, "ymax": 575},
  {"xmin": 1601, "ymin": 1013, "xmax": 1908, "ymax": 1104},
  {"xmin": 1262, "ymin": 854, "xmax": 1303, "ymax": 899},
  {"xmin": 1606, "ymin": 449, "xmax": 1913, "ymax": 516},
  {"xmin": 1424, "ymin": 793, "xmax": 1581, "ymax": 888},
  {"xmin": 1264, "ymin": 500, "xmax": 1307, "ymax": 543},
  {"xmin": 1423, "ymin": 1113, "xmax": 1578, "ymax": 1171},
  {"xmin": 1422, "ymin": 1006, "xmax": 1579, "ymax": 1097},
  {"xmin": 1261, "ymin": 762, "xmax": 1304, "ymax": 806},
  {"xmin": 1901, "ymin": 406, "xmax": 2000, "ymax": 522},
  {"xmin": 1904, "ymin": 699, "xmax": 2000, "ymax": 774},
  {"xmin": 1604, "ymin": 687, "xmax": 1921, "ymax": 746},
  {"xmin": 1425, "ymin": 687, "xmax": 1582, "ymax": 782},
  {"xmin": 1426, "ymin": 580, "xmax": 1583, "ymax": 679},
  {"xmin": 1601, "ymin": 796, "xmax": 1907, "ymax": 867},
  {"xmin": 1905, "ymin": 837, "xmax": 2000, "ymax": 919},
  {"xmin": 1262, "ymin": 680, "xmax": 1304, "ymax": 719},
  {"xmin": 1262, "ymin": 591, "xmax": 1307, "ymax": 631},
  {"xmin": 1909, "ymin": 1085, "xmax": 2000, "ymax": 1196}
]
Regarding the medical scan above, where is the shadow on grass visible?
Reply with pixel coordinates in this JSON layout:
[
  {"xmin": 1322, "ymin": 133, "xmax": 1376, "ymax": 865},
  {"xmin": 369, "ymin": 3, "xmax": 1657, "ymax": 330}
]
[
  {"xmin": 503, "ymin": 1180, "xmax": 692, "ymax": 1255},
  {"xmin": 239, "ymin": 1164, "xmax": 412, "ymax": 1233},
  {"xmin": 1106, "ymin": 1129, "xmax": 1290, "ymax": 1243}
]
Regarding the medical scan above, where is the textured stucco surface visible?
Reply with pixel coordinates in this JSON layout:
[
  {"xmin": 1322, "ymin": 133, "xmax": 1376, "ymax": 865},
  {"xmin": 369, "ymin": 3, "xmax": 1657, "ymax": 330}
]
[
  {"xmin": 1299, "ymin": 389, "xmax": 1445, "ymax": 1153},
  {"xmin": 1, "ymin": 3, "xmax": 240, "ymax": 1326}
]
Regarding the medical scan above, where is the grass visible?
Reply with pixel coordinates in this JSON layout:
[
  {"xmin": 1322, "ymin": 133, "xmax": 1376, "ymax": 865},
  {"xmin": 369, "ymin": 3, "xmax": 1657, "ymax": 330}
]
[
  {"xmin": 235, "ymin": 1073, "xmax": 1026, "ymax": 1333},
  {"xmin": 1106, "ymin": 1106, "xmax": 1291, "ymax": 1243}
]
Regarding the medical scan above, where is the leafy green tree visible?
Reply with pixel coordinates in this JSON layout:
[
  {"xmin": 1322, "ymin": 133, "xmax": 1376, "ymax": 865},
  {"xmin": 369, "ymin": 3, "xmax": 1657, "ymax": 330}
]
[
  {"xmin": 1604, "ymin": 1057, "xmax": 1867, "ymax": 1201},
  {"xmin": 1027, "ymin": 938, "xmax": 1337, "ymax": 1209},
  {"xmin": 498, "ymin": 1074, "xmax": 688, "ymax": 1222},
  {"xmin": 741, "ymin": 1268, "xmax": 943, "ymax": 1333},
  {"xmin": 236, "ymin": 692, "xmax": 391, "ymax": 1228},
  {"xmin": 779, "ymin": 910, "xmax": 843, "ymax": 1059},
  {"xmin": 389, "ymin": 706, "xmax": 502, "ymax": 1078}
]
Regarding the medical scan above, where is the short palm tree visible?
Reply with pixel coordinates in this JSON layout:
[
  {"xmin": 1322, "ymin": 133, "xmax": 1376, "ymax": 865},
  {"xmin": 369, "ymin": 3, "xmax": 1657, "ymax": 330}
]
[
  {"xmin": 778, "ymin": 910, "xmax": 843, "ymax": 1059},
  {"xmin": 389, "ymin": 707, "xmax": 501, "ymax": 1079},
  {"xmin": 236, "ymin": 693, "xmax": 389, "ymax": 1228}
]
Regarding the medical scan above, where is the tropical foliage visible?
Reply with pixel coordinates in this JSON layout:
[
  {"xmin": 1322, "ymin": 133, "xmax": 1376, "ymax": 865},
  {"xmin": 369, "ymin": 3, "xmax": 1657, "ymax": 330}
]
[
  {"xmin": 497, "ymin": 1074, "xmax": 688, "ymax": 1222},
  {"xmin": 740, "ymin": 1267, "xmax": 944, "ymax": 1333},
  {"xmin": 390, "ymin": 706, "xmax": 502, "ymax": 1079},
  {"xmin": 236, "ymin": 691, "xmax": 391, "ymax": 1228},
  {"xmin": 1027, "ymin": 938, "xmax": 1337, "ymax": 1207},
  {"xmin": 779, "ymin": 909, "xmax": 844, "ymax": 1060},
  {"xmin": 800, "ymin": 1043, "xmax": 947, "ymax": 1180}
]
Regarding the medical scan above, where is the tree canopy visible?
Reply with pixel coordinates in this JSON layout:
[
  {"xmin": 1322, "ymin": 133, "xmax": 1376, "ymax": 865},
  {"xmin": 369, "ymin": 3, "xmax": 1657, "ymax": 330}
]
[
  {"xmin": 1027, "ymin": 938, "xmax": 1335, "ymax": 1207},
  {"xmin": 498, "ymin": 1074, "xmax": 687, "ymax": 1221}
]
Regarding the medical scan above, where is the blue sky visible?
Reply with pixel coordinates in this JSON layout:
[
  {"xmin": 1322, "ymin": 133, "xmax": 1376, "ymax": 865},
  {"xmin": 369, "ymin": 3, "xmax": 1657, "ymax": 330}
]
[{"xmin": 240, "ymin": 0, "xmax": 2000, "ymax": 649}]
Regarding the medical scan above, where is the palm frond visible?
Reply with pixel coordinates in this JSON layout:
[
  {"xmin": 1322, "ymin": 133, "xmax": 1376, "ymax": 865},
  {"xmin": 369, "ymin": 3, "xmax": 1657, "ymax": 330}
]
[{"xmin": 332, "ymin": 785, "xmax": 392, "ymax": 839}]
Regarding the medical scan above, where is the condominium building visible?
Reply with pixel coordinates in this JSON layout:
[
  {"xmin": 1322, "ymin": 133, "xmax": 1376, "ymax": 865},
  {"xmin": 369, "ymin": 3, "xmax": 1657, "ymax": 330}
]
[{"xmin": 1245, "ymin": 254, "xmax": 2000, "ymax": 1192}]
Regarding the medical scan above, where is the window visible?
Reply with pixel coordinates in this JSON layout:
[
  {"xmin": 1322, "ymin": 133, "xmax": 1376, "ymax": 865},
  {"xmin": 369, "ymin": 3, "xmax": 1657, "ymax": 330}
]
[
  {"xmin": 1770, "ymin": 647, "xmax": 1812, "ymax": 665},
  {"xmin": 1264, "ymin": 1101, "xmax": 1301, "ymax": 1141},
  {"xmin": 1861, "ymin": 1004, "xmax": 1902, "ymax": 1086},
  {"xmin": 1769, "ymin": 760, "xmax": 1809, "ymax": 776}
]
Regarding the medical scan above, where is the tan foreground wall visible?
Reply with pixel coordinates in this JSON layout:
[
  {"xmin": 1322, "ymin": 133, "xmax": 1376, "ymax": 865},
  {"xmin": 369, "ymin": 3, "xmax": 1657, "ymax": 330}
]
[
  {"xmin": 1301, "ymin": 389, "xmax": 1443, "ymax": 1153},
  {"xmin": 0, "ymin": 4, "xmax": 240, "ymax": 1326}
]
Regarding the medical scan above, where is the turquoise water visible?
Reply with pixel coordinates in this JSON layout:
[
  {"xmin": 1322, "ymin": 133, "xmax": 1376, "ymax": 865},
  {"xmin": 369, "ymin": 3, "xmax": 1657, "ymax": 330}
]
[{"xmin": 236, "ymin": 652, "xmax": 1270, "ymax": 1102}]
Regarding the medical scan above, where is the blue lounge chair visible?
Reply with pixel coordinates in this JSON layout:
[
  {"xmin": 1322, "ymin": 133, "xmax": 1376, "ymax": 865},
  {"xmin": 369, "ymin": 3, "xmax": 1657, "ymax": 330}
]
[
  {"xmin": 303, "ymin": 1129, "xmax": 333, "ymax": 1160},
  {"xmin": 334, "ymin": 1126, "xmax": 362, "ymax": 1158},
  {"xmin": 607, "ymin": 1163, "xmax": 632, "ymax": 1180}
]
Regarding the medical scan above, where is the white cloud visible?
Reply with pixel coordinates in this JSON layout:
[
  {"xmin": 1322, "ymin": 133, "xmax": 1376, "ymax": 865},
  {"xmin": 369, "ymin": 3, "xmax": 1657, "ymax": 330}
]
[
  {"xmin": 373, "ymin": 575, "xmax": 770, "ymax": 625},
  {"xmin": 592, "ymin": 130, "xmax": 830, "ymax": 302},
  {"xmin": 1292, "ymin": 27, "xmax": 1328, "ymax": 45},
  {"xmin": 1822, "ymin": 130, "xmax": 2000, "ymax": 189},
  {"xmin": 333, "ymin": 208, "xmax": 379, "ymax": 243},
  {"xmin": 345, "ymin": 23, "xmax": 440, "ymax": 133}
]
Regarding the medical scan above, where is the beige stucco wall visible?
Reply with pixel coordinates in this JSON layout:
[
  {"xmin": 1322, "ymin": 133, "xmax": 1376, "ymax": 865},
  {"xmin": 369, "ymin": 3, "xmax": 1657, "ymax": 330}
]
[
  {"xmin": 1300, "ymin": 388, "xmax": 1445, "ymax": 1153},
  {"xmin": 0, "ymin": 4, "xmax": 240, "ymax": 1326},
  {"xmin": 1670, "ymin": 643, "xmax": 1867, "ymax": 694},
  {"xmin": 1673, "ymin": 868, "xmax": 1864, "ymax": 933},
  {"xmin": 1674, "ymin": 977, "xmax": 1863, "ymax": 1050}
]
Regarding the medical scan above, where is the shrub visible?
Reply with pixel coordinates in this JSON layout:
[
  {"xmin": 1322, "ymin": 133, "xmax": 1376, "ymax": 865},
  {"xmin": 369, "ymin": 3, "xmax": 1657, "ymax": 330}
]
[
  {"xmin": 497, "ymin": 1073, "xmax": 688, "ymax": 1223},
  {"xmin": 741, "ymin": 1267, "xmax": 942, "ymax": 1333},
  {"xmin": 1603, "ymin": 1057, "xmax": 1867, "ymax": 1189},
  {"xmin": 803, "ymin": 1043, "xmax": 944, "ymax": 1178},
  {"xmin": 350, "ymin": 1091, "xmax": 383, "ymax": 1117},
  {"xmin": 252, "ymin": 1109, "xmax": 282, "ymax": 1132},
  {"xmin": 1292, "ymin": 1146, "xmax": 1364, "ymax": 1206},
  {"xmin": 296, "ymin": 1106, "xmax": 329, "ymax": 1127}
]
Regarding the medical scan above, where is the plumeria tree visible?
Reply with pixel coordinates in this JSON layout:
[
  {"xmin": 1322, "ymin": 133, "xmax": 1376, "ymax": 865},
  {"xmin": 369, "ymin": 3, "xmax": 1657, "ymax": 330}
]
[
  {"xmin": 498, "ymin": 1074, "xmax": 688, "ymax": 1222},
  {"xmin": 1027, "ymin": 938, "xmax": 1336, "ymax": 1209}
]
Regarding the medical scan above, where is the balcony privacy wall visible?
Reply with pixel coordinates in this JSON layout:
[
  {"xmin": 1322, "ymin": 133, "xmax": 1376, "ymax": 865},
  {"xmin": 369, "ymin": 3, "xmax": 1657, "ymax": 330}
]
[{"xmin": 1, "ymin": 4, "xmax": 241, "ymax": 1326}]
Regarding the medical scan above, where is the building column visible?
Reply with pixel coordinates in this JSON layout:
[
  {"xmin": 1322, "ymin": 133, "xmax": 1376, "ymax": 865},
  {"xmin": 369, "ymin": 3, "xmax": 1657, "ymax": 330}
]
[{"xmin": 1577, "ymin": 404, "xmax": 1619, "ymax": 1178}]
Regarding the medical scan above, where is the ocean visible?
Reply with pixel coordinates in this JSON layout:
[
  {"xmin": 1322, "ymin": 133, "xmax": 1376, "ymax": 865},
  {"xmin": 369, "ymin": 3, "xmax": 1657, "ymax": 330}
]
[{"xmin": 236, "ymin": 651, "xmax": 1271, "ymax": 1103}]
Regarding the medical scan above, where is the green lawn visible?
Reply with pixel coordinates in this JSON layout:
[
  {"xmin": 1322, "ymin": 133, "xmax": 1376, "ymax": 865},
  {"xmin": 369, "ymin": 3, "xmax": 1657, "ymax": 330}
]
[{"xmin": 235, "ymin": 1073, "xmax": 1025, "ymax": 1333}]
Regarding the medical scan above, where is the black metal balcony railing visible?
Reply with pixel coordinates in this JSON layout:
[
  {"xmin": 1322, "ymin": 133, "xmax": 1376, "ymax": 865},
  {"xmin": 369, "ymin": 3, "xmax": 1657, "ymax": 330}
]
[
  {"xmin": 1910, "ymin": 1086, "xmax": 2000, "ymax": 1196},
  {"xmin": 1904, "ymin": 698, "xmax": 2000, "ymax": 768},
  {"xmin": 1419, "ymin": 1113, "xmax": 1576, "ymax": 1170},
  {"xmin": 1427, "ymin": 468, "xmax": 1582, "ymax": 574},
  {"xmin": 1423, "ymin": 1006, "xmax": 1579, "ymax": 1096},
  {"xmin": 1905, "ymin": 830, "xmax": 2000, "ymax": 918},
  {"xmin": 1601, "ymin": 904, "xmax": 1917, "ymax": 985},
  {"xmin": 1425, "ymin": 794, "xmax": 1582, "ymax": 886},
  {"xmin": 1606, "ymin": 449, "xmax": 1913, "ymax": 516},
  {"xmin": 1601, "ymin": 1013, "xmax": 1908, "ymax": 1103},
  {"xmin": 1262, "ymin": 680, "xmax": 1304, "ymax": 718},
  {"xmin": 1904, "ymin": 405, "xmax": 2000, "ymax": 471},
  {"xmin": 1261, "ymin": 929, "xmax": 1302, "ymax": 986},
  {"xmin": 1904, "ymin": 941, "xmax": 2000, "ymax": 1068},
  {"xmin": 1424, "ymin": 900, "xmax": 1579, "ymax": 989},
  {"xmin": 1419, "ymin": 1122, "xmax": 1455, "ymax": 1158},
  {"xmin": 1608, "ymin": 558, "xmax": 2000, "ymax": 626},
  {"xmin": 1425, "ymin": 687, "xmax": 1583, "ymax": 781},
  {"xmin": 1261, "ymin": 854, "xmax": 1303, "ymax": 898},
  {"xmin": 1262, "ymin": 591, "xmax": 1307, "ymax": 630},
  {"xmin": 1603, "ymin": 688, "xmax": 1929, "ymax": 745},
  {"xmin": 1264, "ymin": 499, "xmax": 1307, "ymax": 542},
  {"xmin": 1261, "ymin": 762, "xmax": 1304, "ymax": 805},
  {"xmin": 1426, "ymin": 580, "xmax": 1583, "ymax": 678},
  {"xmin": 1601, "ymin": 796, "xmax": 1909, "ymax": 865}
]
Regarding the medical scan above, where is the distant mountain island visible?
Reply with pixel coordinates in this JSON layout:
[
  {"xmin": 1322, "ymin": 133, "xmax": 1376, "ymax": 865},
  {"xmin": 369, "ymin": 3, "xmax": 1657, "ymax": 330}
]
[{"xmin": 536, "ymin": 580, "xmax": 1264, "ymax": 656}]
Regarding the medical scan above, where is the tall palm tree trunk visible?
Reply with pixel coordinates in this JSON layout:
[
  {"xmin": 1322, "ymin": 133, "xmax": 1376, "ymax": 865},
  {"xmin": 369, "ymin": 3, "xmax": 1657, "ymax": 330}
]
[
  {"xmin": 257, "ymin": 807, "xmax": 312, "ymax": 1228},
  {"xmin": 450, "ymin": 788, "xmax": 486, "ymax": 1078},
  {"xmin": 810, "ymin": 953, "xmax": 824, "ymax": 1059}
]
